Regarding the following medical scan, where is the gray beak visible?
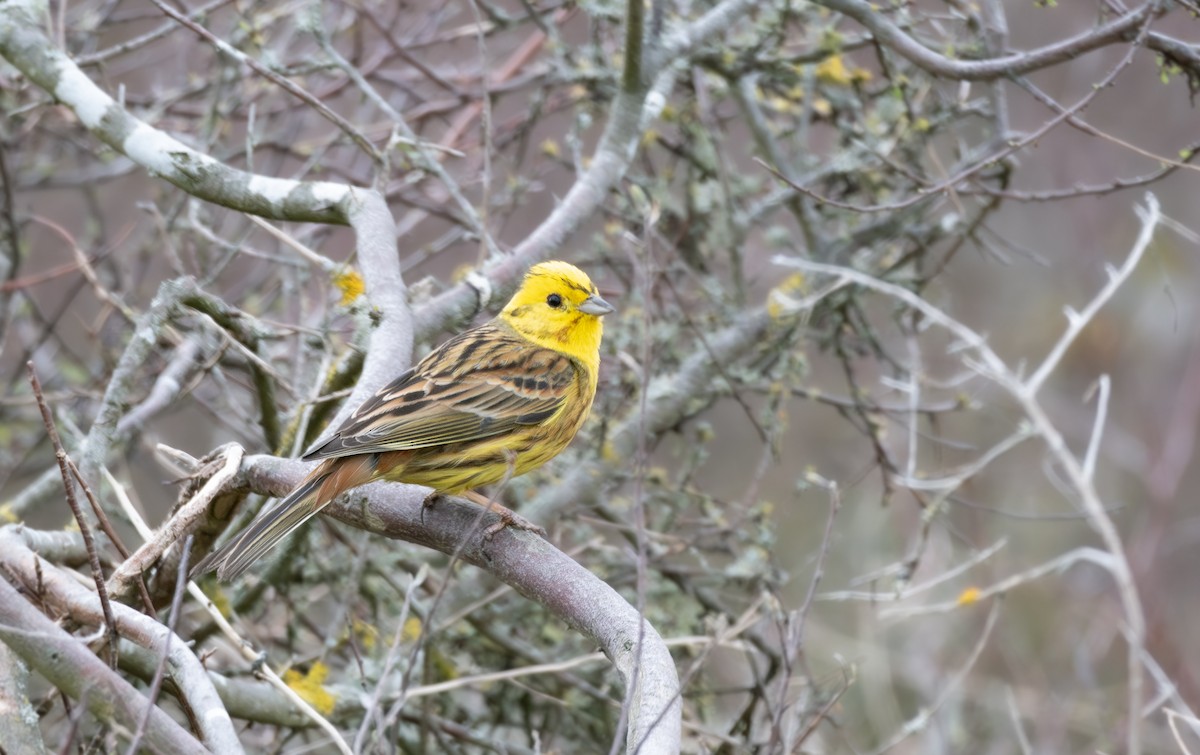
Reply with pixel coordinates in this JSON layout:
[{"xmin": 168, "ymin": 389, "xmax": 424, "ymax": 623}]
[{"xmin": 579, "ymin": 293, "xmax": 615, "ymax": 316}]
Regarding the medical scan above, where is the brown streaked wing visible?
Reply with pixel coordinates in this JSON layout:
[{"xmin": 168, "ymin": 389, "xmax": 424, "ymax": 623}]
[{"xmin": 303, "ymin": 324, "xmax": 577, "ymax": 460}]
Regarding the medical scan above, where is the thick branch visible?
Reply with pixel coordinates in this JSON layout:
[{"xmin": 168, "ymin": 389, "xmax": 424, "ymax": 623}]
[
  {"xmin": 0, "ymin": 642, "xmax": 45, "ymax": 755},
  {"xmin": 329, "ymin": 190, "xmax": 411, "ymax": 434},
  {"xmin": 1, "ymin": 529, "xmax": 240, "ymax": 751},
  {"xmin": 0, "ymin": 0, "xmax": 354, "ymax": 222},
  {"xmin": 0, "ymin": 577, "xmax": 211, "ymax": 755},
  {"xmin": 0, "ymin": 527, "xmax": 242, "ymax": 753},
  {"xmin": 236, "ymin": 455, "xmax": 682, "ymax": 754}
]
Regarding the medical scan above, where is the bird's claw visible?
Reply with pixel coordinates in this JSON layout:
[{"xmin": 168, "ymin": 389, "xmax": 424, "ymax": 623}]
[
  {"xmin": 421, "ymin": 491, "xmax": 443, "ymax": 525},
  {"xmin": 483, "ymin": 508, "xmax": 547, "ymax": 540}
]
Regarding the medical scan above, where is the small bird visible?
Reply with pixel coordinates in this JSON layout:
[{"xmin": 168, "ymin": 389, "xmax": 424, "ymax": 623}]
[{"xmin": 198, "ymin": 261, "xmax": 614, "ymax": 580}]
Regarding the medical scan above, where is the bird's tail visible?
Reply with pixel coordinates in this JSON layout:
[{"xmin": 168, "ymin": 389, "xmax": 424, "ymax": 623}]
[{"xmin": 192, "ymin": 456, "xmax": 375, "ymax": 581}]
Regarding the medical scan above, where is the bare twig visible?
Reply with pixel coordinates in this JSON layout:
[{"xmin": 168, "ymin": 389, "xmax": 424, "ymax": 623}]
[
  {"xmin": 870, "ymin": 599, "xmax": 1001, "ymax": 754},
  {"xmin": 755, "ymin": 11, "xmax": 1153, "ymax": 215},
  {"xmin": 66, "ymin": 456, "xmax": 157, "ymax": 617},
  {"xmin": 815, "ymin": 0, "xmax": 1159, "ymax": 81},
  {"xmin": 1165, "ymin": 709, "xmax": 1200, "ymax": 755},
  {"xmin": 107, "ymin": 444, "xmax": 244, "ymax": 602},
  {"xmin": 102, "ymin": 472, "xmax": 353, "ymax": 753},
  {"xmin": 147, "ymin": 0, "xmax": 381, "ymax": 163},
  {"xmin": 27, "ymin": 362, "xmax": 119, "ymax": 668},
  {"xmin": 127, "ymin": 534, "xmax": 193, "ymax": 755},
  {"xmin": 314, "ymin": 30, "xmax": 499, "ymax": 257},
  {"xmin": 778, "ymin": 194, "xmax": 1161, "ymax": 755},
  {"xmin": 880, "ymin": 547, "xmax": 1114, "ymax": 620},
  {"xmin": 818, "ymin": 539, "xmax": 1007, "ymax": 604},
  {"xmin": 354, "ymin": 564, "xmax": 428, "ymax": 752}
]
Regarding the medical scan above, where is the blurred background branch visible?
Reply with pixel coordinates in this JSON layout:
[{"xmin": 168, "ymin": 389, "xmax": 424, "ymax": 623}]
[{"xmin": 3, "ymin": 0, "xmax": 1200, "ymax": 752}]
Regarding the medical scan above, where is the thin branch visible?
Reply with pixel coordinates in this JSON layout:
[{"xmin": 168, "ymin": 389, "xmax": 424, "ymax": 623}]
[
  {"xmin": 1082, "ymin": 375, "xmax": 1112, "ymax": 482},
  {"xmin": 66, "ymin": 456, "xmax": 157, "ymax": 617},
  {"xmin": 817, "ymin": 539, "xmax": 1007, "ymax": 603},
  {"xmin": 314, "ymin": 30, "xmax": 500, "ymax": 258},
  {"xmin": 353, "ymin": 564, "xmax": 428, "ymax": 752},
  {"xmin": 755, "ymin": 11, "xmax": 1153, "ymax": 214},
  {"xmin": 777, "ymin": 194, "xmax": 1161, "ymax": 755},
  {"xmin": 870, "ymin": 600, "xmax": 1001, "ymax": 754},
  {"xmin": 880, "ymin": 547, "xmax": 1114, "ymax": 619},
  {"xmin": 126, "ymin": 534, "xmax": 193, "ymax": 755},
  {"xmin": 27, "ymin": 362, "xmax": 119, "ymax": 668},
  {"xmin": 621, "ymin": 0, "xmax": 645, "ymax": 94},
  {"xmin": 147, "ymin": 0, "xmax": 381, "ymax": 163},
  {"xmin": 1026, "ymin": 200, "xmax": 1160, "ymax": 392},
  {"xmin": 107, "ymin": 444, "xmax": 243, "ymax": 603},
  {"xmin": 815, "ymin": 0, "xmax": 1160, "ymax": 81}
]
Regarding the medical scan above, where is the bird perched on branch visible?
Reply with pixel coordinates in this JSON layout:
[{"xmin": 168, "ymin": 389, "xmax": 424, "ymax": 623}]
[{"xmin": 196, "ymin": 261, "xmax": 614, "ymax": 580}]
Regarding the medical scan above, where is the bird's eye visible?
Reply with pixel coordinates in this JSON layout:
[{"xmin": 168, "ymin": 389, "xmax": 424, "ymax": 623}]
[{"xmin": 546, "ymin": 293, "xmax": 563, "ymax": 308}]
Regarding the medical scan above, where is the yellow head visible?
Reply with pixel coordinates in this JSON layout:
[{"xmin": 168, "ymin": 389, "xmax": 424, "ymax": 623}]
[{"xmin": 500, "ymin": 261, "xmax": 614, "ymax": 371}]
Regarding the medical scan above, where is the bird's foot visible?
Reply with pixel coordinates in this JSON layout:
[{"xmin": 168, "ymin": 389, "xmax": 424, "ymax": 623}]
[
  {"xmin": 421, "ymin": 491, "xmax": 444, "ymax": 525},
  {"xmin": 482, "ymin": 506, "xmax": 547, "ymax": 540},
  {"xmin": 460, "ymin": 490, "xmax": 546, "ymax": 539}
]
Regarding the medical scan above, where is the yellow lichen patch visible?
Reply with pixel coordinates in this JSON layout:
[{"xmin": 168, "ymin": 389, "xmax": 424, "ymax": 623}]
[
  {"xmin": 402, "ymin": 616, "xmax": 422, "ymax": 643},
  {"xmin": 430, "ymin": 648, "xmax": 460, "ymax": 681},
  {"xmin": 350, "ymin": 617, "xmax": 379, "ymax": 652},
  {"xmin": 767, "ymin": 95, "xmax": 801, "ymax": 115},
  {"xmin": 956, "ymin": 587, "xmax": 982, "ymax": 605},
  {"xmin": 540, "ymin": 139, "xmax": 560, "ymax": 158},
  {"xmin": 816, "ymin": 55, "xmax": 853, "ymax": 86},
  {"xmin": 206, "ymin": 583, "xmax": 232, "ymax": 620},
  {"xmin": 283, "ymin": 662, "xmax": 337, "ymax": 715},
  {"xmin": 816, "ymin": 54, "xmax": 872, "ymax": 87},
  {"xmin": 767, "ymin": 273, "xmax": 807, "ymax": 320},
  {"xmin": 333, "ymin": 268, "xmax": 365, "ymax": 307},
  {"xmin": 0, "ymin": 502, "xmax": 17, "ymax": 523},
  {"xmin": 601, "ymin": 439, "xmax": 619, "ymax": 462}
]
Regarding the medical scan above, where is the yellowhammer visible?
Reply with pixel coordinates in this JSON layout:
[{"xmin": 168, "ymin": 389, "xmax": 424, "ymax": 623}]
[{"xmin": 199, "ymin": 260, "xmax": 613, "ymax": 580}]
